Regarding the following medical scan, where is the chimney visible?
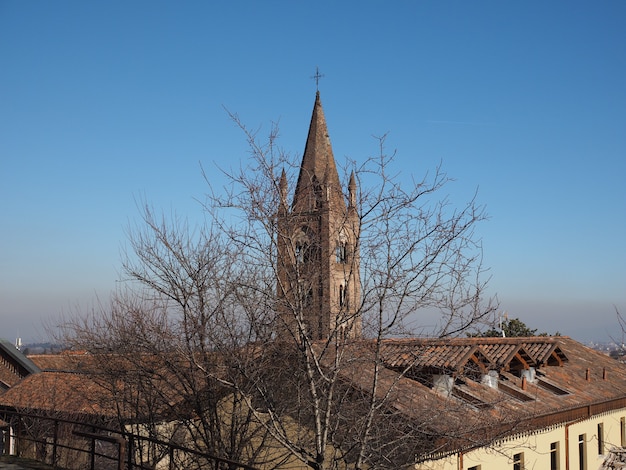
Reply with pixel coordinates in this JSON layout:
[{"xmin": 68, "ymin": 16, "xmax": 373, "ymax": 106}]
[
  {"xmin": 521, "ymin": 368, "xmax": 536, "ymax": 384},
  {"xmin": 481, "ymin": 370, "xmax": 499, "ymax": 389},
  {"xmin": 603, "ymin": 367, "xmax": 608, "ymax": 380},
  {"xmin": 586, "ymin": 368, "xmax": 591, "ymax": 381},
  {"xmin": 433, "ymin": 374, "xmax": 454, "ymax": 397}
]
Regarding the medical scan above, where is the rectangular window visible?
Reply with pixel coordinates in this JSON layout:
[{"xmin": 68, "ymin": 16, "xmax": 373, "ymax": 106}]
[
  {"xmin": 550, "ymin": 442, "xmax": 560, "ymax": 470},
  {"xmin": 598, "ymin": 423, "xmax": 604, "ymax": 455},
  {"xmin": 295, "ymin": 243, "xmax": 304, "ymax": 263},
  {"xmin": 578, "ymin": 434, "xmax": 586, "ymax": 470},
  {"xmin": 513, "ymin": 452, "xmax": 524, "ymax": 470},
  {"xmin": 335, "ymin": 243, "xmax": 347, "ymax": 263}
]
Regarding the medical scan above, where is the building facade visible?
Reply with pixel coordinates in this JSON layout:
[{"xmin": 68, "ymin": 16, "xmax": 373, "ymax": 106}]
[
  {"xmin": 418, "ymin": 409, "xmax": 626, "ymax": 470},
  {"xmin": 404, "ymin": 337, "xmax": 626, "ymax": 470}
]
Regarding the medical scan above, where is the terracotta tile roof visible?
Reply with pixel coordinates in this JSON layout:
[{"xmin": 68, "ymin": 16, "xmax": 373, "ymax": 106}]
[
  {"xmin": 2, "ymin": 336, "xmax": 625, "ymax": 459},
  {"xmin": 337, "ymin": 336, "xmax": 626, "ymax": 455},
  {"xmin": 378, "ymin": 336, "xmax": 567, "ymax": 372},
  {"xmin": 2, "ymin": 351, "xmax": 228, "ymax": 423},
  {"xmin": 7, "ymin": 345, "xmax": 274, "ymax": 421},
  {"xmin": 0, "ymin": 371, "xmax": 116, "ymax": 418},
  {"xmin": 29, "ymin": 351, "xmax": 99, "ymax": 372}
]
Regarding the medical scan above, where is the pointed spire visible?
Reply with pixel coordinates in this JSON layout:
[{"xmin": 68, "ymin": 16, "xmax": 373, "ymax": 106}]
[{"xmin": 293, "ymin": 92, "xmax": 342, "ymax": 210}]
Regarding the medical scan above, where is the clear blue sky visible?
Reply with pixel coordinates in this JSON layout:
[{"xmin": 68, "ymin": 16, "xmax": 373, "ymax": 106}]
[{"xmin": 1, "ymin": 2, "xmax": 624, "ymax": 344}]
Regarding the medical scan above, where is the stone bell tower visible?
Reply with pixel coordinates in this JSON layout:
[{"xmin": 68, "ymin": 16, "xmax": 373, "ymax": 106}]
[{"xmin": 276, "ymin": 92, "xmax": 361, "ymax": 341}]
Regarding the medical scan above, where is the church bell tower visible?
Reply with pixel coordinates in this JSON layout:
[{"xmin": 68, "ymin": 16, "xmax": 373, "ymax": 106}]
[{"xmin": 276, "ymin": 92, "xmax": 361, "ymax": 341}]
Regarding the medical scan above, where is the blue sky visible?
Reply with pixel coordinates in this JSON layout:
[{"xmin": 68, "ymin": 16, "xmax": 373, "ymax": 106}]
[{"xmin": 1, "ymin": 2, "xmax": 624, "ymax": 343}]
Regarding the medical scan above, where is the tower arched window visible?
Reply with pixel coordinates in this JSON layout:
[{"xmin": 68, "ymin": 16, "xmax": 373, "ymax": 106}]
[
  {"xmin": 339, "ymin": 284, "xmax": 345, "ymax": 307},
  {"xmin": 295, "ymin": 227, "xmax": 315, "ymax": 264},
  {"xmin": 295, "ymin": 242, "xmax": 307, "ymax": 264},
  {"xmin": 336, "ymin": 242, "xmax": 347, "ymax": 263}
]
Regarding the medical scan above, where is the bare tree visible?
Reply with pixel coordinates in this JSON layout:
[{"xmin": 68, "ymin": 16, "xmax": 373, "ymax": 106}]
[
  {"xmin": 193, "ymin": 112, "xmax": 496, "ymax": 469},
  {"xmin": 60, "ymin": 107, "xmax": 495, "ymax": 469},
  {"xmin": 60, "ymin": 212, "xmax": 287, "ymax": 469}
]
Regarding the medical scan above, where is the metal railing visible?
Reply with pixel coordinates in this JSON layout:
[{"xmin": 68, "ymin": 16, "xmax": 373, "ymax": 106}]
[{"xmin": 0, "ymin": 409, "xmax": 259, "ymax": 470}]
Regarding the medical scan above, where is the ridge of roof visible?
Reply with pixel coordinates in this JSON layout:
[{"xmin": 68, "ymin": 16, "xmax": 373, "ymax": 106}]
[{"xmin": 380, "ymin": 336, "xmax": 562, "ymax": 345}]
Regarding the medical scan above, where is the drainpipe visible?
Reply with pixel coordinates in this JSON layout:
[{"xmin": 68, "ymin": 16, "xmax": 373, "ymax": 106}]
[
  {"xmin": 565, "ymin": 423, "xmax": 570, "ymax": 470},
  {"xmin": 565, "ymin": 415, "xmax": 590, "ymax": 470}
]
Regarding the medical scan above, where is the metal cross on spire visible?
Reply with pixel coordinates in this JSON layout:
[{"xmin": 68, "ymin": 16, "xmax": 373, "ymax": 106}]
[{"xmin": 311, "ymin": 66, "xmax": 324, "ymax": 91}]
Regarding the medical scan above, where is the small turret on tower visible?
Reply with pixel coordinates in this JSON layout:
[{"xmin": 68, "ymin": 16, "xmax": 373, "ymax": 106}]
[
  {"xmin": 348, "ymin": 171, "xmax": 357, "ymax": 209},
  {"xmin": 279, "ymin": 168, "xmax": 288, "ymax": 213}
]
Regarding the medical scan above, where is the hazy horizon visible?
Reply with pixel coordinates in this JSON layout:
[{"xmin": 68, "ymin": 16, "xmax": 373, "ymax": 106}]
[{"xmin": 2, "ymin": 2, "xmax": 624, "ymax": 345}]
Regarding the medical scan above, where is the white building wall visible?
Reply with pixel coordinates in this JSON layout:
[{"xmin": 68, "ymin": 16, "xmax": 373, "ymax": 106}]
[{"xmin": 415, "ymin": 408, "xmax": 626, "ymax": 470}]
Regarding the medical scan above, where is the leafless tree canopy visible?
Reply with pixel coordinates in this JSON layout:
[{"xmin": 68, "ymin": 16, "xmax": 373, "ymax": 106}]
[{"xmin": 59, "ymin": 107, "xmax": 495, "ymax": 469}]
